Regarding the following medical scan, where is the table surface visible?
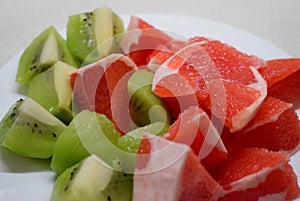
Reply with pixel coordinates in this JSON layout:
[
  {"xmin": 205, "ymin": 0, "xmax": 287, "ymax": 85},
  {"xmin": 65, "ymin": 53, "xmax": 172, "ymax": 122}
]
[{"xmin": 0, "ymin": 0, "xmax": 299, "ymax": 68}]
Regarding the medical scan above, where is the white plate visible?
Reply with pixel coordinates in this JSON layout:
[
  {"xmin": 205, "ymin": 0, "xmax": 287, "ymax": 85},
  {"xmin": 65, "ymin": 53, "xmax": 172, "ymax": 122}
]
[{"xmin": 0, "ymin": 14, "xmax": 299, "ymax": 201}]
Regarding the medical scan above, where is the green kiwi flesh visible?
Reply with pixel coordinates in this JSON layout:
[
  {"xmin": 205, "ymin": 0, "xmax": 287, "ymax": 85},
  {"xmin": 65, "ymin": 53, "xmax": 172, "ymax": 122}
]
[
  {"xmin": 51, "ymin": 110, "xmax": 121, "ymax": 174},
  {"xmin": 16, "ymin": 26, "xmax": 79, "ymax": 86},
  {"xmin": 67, "ymin": 12, "xmax": 98, "ymax": 63},
  {"xmin": 0, "ymin": 98, "xmax": 66, "ymax": 158},
  {"xmin": 66, "ymin": 6, "xmax": 124, "ymax": 64},
  {"xmin": 128, "ymin": 69, "xmax": 172, "ymax": 127},
  {"xmin": 110, "ymin": 12, "xmax": 125, "ymax": 53},
  {"xmin": 28, "ymin": 61, "xmax": 76, "ymax": 124},
  {"xmin": 118, "ymin": 122, "xmax": 169, "ymax": 154},
  {"xmin": 51, "ymin": 155, "xmax": 132, "ymax": 201}
]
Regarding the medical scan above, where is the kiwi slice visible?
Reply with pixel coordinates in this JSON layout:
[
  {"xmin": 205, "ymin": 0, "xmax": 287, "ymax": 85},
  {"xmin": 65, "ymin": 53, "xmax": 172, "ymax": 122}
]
[
  {"xmin": 118, "ymin": 122, "xmax": 169, "ymax": 154},
  {"xmin": 16, "ymin": 26, "xmax": 79, "ymax": 86},
  {"xmin": 66, "ymin": 6, "xmax": 125, "ymax": 64},
  {"xmin": 51, "ymin": 110, "xmax": 121, "ymax": 174},
  {"xmin": 28, "ymin": 61, "xmax": 76, "ymax": 124},
  {"xmin": 128, "ymin": 69, "xmax": 172, "ymax": 127},
  {"xmin": 0, "ymin": 98, "xmax": 66, "ymax": 159},
  {"xmin": 51, "ymin": 155, "xmax": 132, "ymax": 201}
]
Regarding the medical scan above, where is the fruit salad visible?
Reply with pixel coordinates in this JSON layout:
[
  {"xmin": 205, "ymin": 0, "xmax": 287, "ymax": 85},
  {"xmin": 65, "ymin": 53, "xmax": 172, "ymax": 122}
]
[{"xmin": 0, "ymin": 5, "xmax": 299, "ymax": 201}]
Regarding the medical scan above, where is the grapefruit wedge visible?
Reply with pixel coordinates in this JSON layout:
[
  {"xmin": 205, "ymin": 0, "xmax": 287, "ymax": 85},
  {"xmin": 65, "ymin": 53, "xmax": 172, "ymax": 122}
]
[
  {"xmin": 121, "ymin": 16, "xmax": 174, "ymax": 67},
  {"xmin": 222, "ymin": 96, "xmax": 300, "ymax": 155},
  {"xmin": 258, "ymin": 58, "xmax": 300, "ymax": 108},
  {"xmin": 70, "ymin": 53, "xmax": 137, "ymax": 124},
  {"xmin": 133, "ymin": 133, "xmax": 221, "ymax": 201},
  {"xmin": 163, "ymin": 106, "xmax": 227, "ymax": 169},
  {"xmin": 210, "ymin": 148, "xmax": 300, "ymax": 201},
  {"xmin": 152, "ymin": 41, "xmax": 267, "ymax": 132}
]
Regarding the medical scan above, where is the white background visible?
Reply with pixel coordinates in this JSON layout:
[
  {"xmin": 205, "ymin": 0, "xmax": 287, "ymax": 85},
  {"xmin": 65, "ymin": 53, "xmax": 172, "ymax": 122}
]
[{"xmin": 0, "ymin": 0, "xmax": 300, "ymax": 67}]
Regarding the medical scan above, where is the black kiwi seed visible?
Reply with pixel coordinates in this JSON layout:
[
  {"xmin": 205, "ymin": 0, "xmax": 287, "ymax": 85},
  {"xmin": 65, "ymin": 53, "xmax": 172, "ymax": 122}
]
[
  {"xmin": 10, "ymin": 113, "xmax": 16, "ymax": 118},
  {"xmin": 36, "ymin": 65, "xmax": 48, "ymax": 73},
  {"xmin": 107, "ymin": 195, "xmax": 111, "ymax": 201},
  {"xmin": 27, "ymin": 122, "xmax": 30, "ymax": 126},
  {"xmin": 17, "ymin": 98, "xmax": 24, "ymax": 103},
  {"xmin": 70, "ymin": 167, "xmax": 78, "ymax": 181},
  {"xmin": 30, "ymin": 65, "xmax": 37, "ymax": 71},
  {"xmin": 34, "ymin": 123, "xmax": 38, "ymax": 128},
  {"xmin": 113, "ymin": 25, "xmax": 117, "ymax": 35},
  {"xmin": 52, "ymin": 132, "xmax": 57, "ymax": 138},
  {"xmin": 64, "ymin": 185, "xmax": 69, "ymax": 191}
]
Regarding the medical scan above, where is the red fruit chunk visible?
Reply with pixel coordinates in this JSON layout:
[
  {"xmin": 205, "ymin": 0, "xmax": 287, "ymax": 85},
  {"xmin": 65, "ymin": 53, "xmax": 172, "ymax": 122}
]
[
  {"xmin": 189, "ymin": 36, "xmax": 267, "ymax": 85},
  {"xmin": 152, "ymin": 42, "xmax": 267, "ymax": 132},
  {"xmin": 70, "ymin": 54, "xmax": 137, "ymax": 132},
  {"xmin": 222, "ymin": 96, "xmax": 300, "ymax": 155},
  {"xmin": 133, "ymin": 133, "xmax": 221, "ymax": 201},
  {"xmin": 163, "ymin": 106, "xmax": 227, "ymax": 169},
  {"xmin": 210, "ymin": 148, "xmax": 300, "ymax": 201},
  {"xmin": 147, "ymin": 40, "xmax": 188, "ymax": 71},
  {"xmin": 258, "ymin": 58, "xmax": 300, "ymax": 108},
  {"xmin": 121, "ymin": 16, "xmax": 173, "ymax": 67}
]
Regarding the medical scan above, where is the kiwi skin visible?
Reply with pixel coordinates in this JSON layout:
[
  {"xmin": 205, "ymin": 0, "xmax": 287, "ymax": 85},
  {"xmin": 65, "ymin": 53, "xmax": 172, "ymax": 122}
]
[{"xmin": 16, "ymin": 26, "xmax": 79, "ymax": 86}]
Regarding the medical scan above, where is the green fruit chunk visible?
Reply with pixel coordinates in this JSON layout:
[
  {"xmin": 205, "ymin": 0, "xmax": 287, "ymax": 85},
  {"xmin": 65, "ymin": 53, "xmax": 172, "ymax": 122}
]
[
  {"xmin": 51, "ymin": 110, "xmax": 121, "ymax": 174},
  {"xmin": 118, "ymin": 122, "xmax": 169, "ymax": 154},
  {"xmin": 16, "ymin": 26, "xmax": 79, "ymax": 86},
  {"xmin": 67, "ymin": 12, "xmax": 97, "ymax": 63},
  {"xmin": 66, "ymin": 6, "xmax": 124, "ymax": 64},
  {"xmin": 128, "ymin": 69, "xmax": 172, "ymax": 127},
  {"xmin": 51, "ymin": 155, "xmax": 132, "ymax": 201},
  {"xmin": 0, "ymin": 98, "xmax": 66, "ymax": 158},
  {"xmin": 28, "ymin": 61, "xmax": 76, "ymax": 124}
]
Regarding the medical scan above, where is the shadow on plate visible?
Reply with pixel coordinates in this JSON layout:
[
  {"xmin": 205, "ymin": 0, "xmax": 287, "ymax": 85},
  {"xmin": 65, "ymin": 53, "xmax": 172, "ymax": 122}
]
[{"xmin": 0, "ymin": 147, "xmax": 51, "ymax": 173}]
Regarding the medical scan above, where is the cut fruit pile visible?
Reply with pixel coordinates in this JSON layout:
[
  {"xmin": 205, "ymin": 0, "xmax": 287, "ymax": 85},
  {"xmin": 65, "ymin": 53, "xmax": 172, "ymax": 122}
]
[{"xmin": 0, "ymin": 5, "xmax": 300, "ymax": 201}]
